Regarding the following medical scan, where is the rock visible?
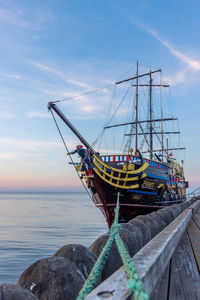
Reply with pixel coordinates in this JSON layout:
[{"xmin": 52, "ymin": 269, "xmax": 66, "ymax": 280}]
[
  {"xmin": 184, "ymin": 201, "xmax": 191, "ymax": 208},
  {"xmin": 128, "ymin": 219, "xmax": 151, "ymax": 245},
  {"xmin": 0, "ymin": 284, "xmax": 39, "ymax": 300},
  {"xmin": 146, "ymin": 217, "xmax": 161, "ymax": 237},
  {"xmin": 121, "ymin": 223, "xmax": 143, "ymax": 250},
  {"xmin": 162, "ymin": 207, "xmax": 176, "ymax": 222},
  {"xmin": 177, "ymin": 203, "xmax": 184, "ymax": 212},
  {"xmin": 89, "ymin": 233, "xmax": 126, "ymax": 281},
  {"xmin": 188, "ymin": 199, "xmax": 194, "ymax": 205},
  {"xmin": 135, "ymin": 215, "xmax": 160, "ymax": 238},
  {"xmin": 162, "ymin": 207, "xmax": 174, "ymax": 222},
  {"xmin": 156, "ymin": 209, "xmax": 172, "ymax": 226},
  {"xmin": 179, "ymin": 202, "xmax": 189, "ymax": 210},
  {"xmin": 53, "ymin": 244, "xmax": 96, "ymax": 280},
  {"xmin": 171, "ymin": 204, "xmax": 182, "ymax": 215},
  {"xmin": 17, "ymin": 257, "xmax": 84, "ymax": 300},
  {"xmin": 147, "ymin": 211, "xmax": 166, "ymax": 231},
  {"xmin": 134, "ymin": 215, "xmax": 146, "ymax": 222},
  {"xmin": 121, "ymin": 223, "xmax": 134, "ymax": 232},
  {"xmin": 119, "ymin": 227, "xmax": 140, "ymax": 256},
  {"xmin": 166, "ymin": 205, "xmax": 180, "ymax": 219}
]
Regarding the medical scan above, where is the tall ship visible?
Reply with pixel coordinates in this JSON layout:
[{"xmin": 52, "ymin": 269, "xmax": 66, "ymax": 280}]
[{"xmin": 48, "ymin": 63, "xmax": 188, "ymax": 227}]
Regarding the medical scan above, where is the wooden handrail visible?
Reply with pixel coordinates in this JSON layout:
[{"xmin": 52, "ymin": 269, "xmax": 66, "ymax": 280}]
[{"xmin": 85, "ymin": 200, "xmax": 200, "ymax": 299}]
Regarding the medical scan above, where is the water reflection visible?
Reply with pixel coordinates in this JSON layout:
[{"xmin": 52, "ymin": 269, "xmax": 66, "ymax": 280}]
[{"xmin": 0, "ymin": 192, "xmax": 107, "ymax": 283}]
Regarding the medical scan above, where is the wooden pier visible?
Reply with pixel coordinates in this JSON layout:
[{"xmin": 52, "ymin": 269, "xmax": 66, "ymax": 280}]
[{"xmin": 86, "ymin": 199, "xmax": 200, "ymax": 300}]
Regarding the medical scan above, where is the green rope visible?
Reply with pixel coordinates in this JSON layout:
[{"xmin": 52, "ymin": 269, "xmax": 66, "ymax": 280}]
[
  {"xmin": 76, "ymin": 192, "xmax": 148, "ymax": 300},
  {"xmin": 115, "ymin": 233, "xmax": 148, "ymax": 300}
]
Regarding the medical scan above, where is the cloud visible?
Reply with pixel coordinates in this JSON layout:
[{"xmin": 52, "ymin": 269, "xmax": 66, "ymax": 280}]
[
  {"xmin": 98, "ymin": 149, "xmax": 128, "ymax": 155},
  {"xmin": 0, "ymin": 138, "xmax": 62, "ymax": 151},
  {"xmin": 0, "ymin": 112, "xmax": 14, "ymax": 118},
  {"xmin": 0, "ymin": 153, "xmax": 18, "ymax": 159},
  {"xmin": 0, "ymin": 73, "xmax": 22, "ymax": 80},
  {"xmin": 0, "ymin": 8, "xmax": 27, "ymax": 27},
  {"xmin": 146, "ymin": 29, "xmax": 200, "ymax": 71},
  {"xmin": 27, "ymin": 111, "xmax": 50, "ymax": 118},
  {"xmin": 43, "ymin": 88, "xmax": 110, "ymax": 117},
  {"xmin": 163, "ymin": 70, "xmax": 187, "ymax": 86},
  {"xmin": 0, "ymin": 152, "xmax": 44, "ymax": 160},
  {"xmin": 79, "ymin": 104, "xmax": 96, "ymax": 113},
  {"xmin": 28, "ymin": 61, "xmax": 90, "ymax": 89},
  {"xmin": 130, "ymin": 18, "xmax": 200, "ymax": 71},
  {"xmin": 115, "ymin": 107, "xmax": 130, "ymax": 116},
  {"xmin": 0, "ymin": 138, "xmax": 80, "ymax": 153}
]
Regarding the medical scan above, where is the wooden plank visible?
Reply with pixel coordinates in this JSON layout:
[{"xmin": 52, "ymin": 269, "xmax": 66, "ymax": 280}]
[
  {"xmin": 187, "ymin": 218, "xmax": 200, "ymax": 272},
  {"xmin": 132, "ymin": 208, "xmax": 192, "ymax": 298},
  {"xmin": 192, "ymin": 205, "xmax": 200, "ymax": 229},
  {"xmin": 85, "ymin": 206, "xmax": 193, "ymax": 300},
  {"xmin": 85, "ymin": 200, "xmax": 200, "ymax": 300},
  {"xmin": 168, "ymin": 232, "xmax": 200, "ymax": 300},
  {"xmin": 149, "ymin": 263, "xmax": 170, "ymax": 300}
]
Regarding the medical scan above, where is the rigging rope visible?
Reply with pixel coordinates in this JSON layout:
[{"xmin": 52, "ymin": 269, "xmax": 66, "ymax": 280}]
[
  {"xmin": 52, "ymin": 64, "xmax": 137, "ymax": 105},
  {"xmin": 123, "ymin": 87, "xmax": 136, "ymax": 152},
  {"xmin": 93, "ymin": 84, "xmax": 117, "ymax": 151},
  {"xmin": 50, "ymin": 109, "xmax": 93, "ymax": 201},
  {"xmin": 105, "ymin": 83, "xmax": 132, "ymax": 128},
  {"xmin": 51, "ymin": 84, "xmax": 114, "ymax": 103},
  {"xmin": 96, "ymin": 83, "xmax": 133, "ymax": 155}
]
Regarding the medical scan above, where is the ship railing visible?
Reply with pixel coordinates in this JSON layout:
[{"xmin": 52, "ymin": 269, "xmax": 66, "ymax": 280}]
[
  {"xmin": 100, "ymin": 154, "xmax": 168, "ymax": 170},
  {"xmin": 100, "ymin": 154, "xmax": 141, "ymax": 163},
  {"xmin": 92, "ymin": 154, "xmax": 148, "ymax": 189}
]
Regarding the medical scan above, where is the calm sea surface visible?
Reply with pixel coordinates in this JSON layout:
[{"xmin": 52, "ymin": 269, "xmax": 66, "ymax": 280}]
[{"xmin": 0, "ymin": 192, "xmax": 107, "ymax": 284}]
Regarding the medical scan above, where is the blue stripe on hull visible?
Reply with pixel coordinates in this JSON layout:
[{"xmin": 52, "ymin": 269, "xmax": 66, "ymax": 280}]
[
  {"xmin": 146, "ymin": 173, "xmax": 168, "ymax": 181},
  {"xmin": 127, "ymin": 190, "xmax": 157, "ymax": 195}
]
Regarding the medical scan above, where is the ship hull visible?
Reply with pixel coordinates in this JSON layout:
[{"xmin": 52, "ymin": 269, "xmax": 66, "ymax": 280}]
[
  {"xmin": 85, "ymin": 154, "xmax": 186, "ymax": 226},
  {"xmin": 88, "ymin": 174, "xmax": 185, "ymax": 226}
]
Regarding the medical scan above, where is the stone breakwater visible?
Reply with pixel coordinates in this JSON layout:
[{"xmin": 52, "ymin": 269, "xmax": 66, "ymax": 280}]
[{"xmin": 0, "ymin": 197, "xmax": 198, "ymax": 300}]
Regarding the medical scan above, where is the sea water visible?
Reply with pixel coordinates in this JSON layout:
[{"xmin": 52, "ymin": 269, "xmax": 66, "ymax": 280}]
[{"xmin": 0, "ymin": 192, "xmax": 107, "ymax": 284}]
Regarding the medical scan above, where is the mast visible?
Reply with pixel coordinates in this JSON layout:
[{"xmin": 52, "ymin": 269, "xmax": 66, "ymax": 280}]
[
  {"xmin": 160, "ymin": 72, "xmax": 164, "ymax": 161},
  {"xmin": 161, "ymin": 103, "xmax": 164, "ymax": 161},
  {"xmin": 166, "ymin": 138, "xmax": 169, "ymax": 158},
  {"xmin": 135, "ymin": 61, "xmax": 139, "ymax": 151},
  {"xmin": 104, "ymin": 117, "xmax": 177, "ymax": 129},
  {"xmin": 142, "ymin": 147, "xmax": 185, "ymax": 153},
  {"xmin": 109, "ymin": 67, "xmax": 174, "ymax": 160},
  {"xmin": 115, "ymin": 69, "xmax": 161, "ymax": 85},
  {"xmin": 48, "ymin": 102, "xmax": 97, "ymax": 155},
  {"xmin": 149, "ymin": 71, "xmax": 153, "ymax": 159},
  {"xmin": 125, "ymin": 131, "xmax": 180, "ymax": 136}
]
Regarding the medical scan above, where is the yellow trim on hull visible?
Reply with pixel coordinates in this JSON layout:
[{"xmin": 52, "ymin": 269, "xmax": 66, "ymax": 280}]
[
  {"xmin": 93, "ymin": 167, "xmax": 139, "ymax": 189},
  {"xmin": 93, "ymin": 160, "xmax": 139, "ymax": 181},
  {"xmin": 92, "ymin": 154, "xmax": 148, "ymax": 189},
  {"xmin": 93, "ymin": 154, "xmax": 149, "ymax": 175},
  {"xmin": 158, "ymin": 184, "xmax": 164, "ymax": 188}
]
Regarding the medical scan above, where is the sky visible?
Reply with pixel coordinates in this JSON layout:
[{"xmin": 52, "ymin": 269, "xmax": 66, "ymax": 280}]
[{"xmin": 0, "ymin": 0, "xmax": 200, "ymax": 192}]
